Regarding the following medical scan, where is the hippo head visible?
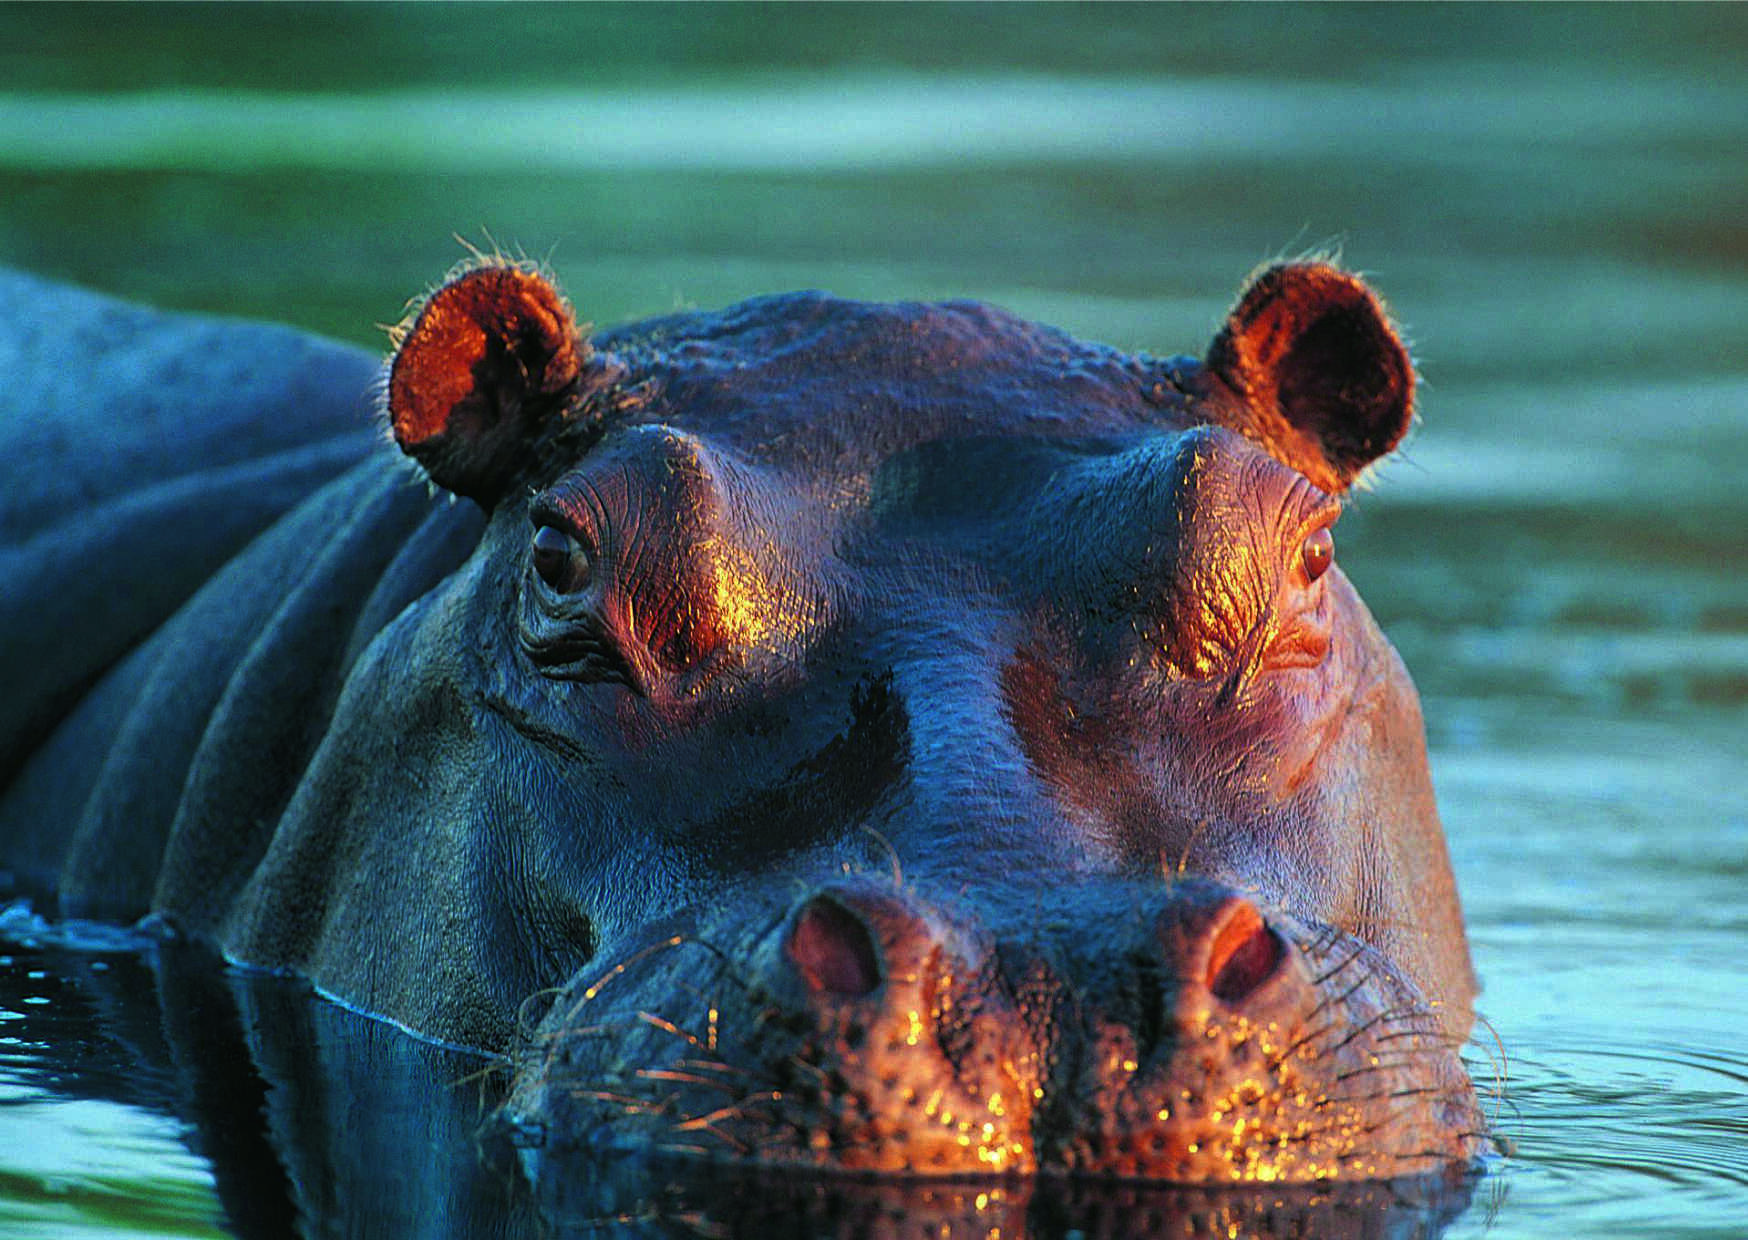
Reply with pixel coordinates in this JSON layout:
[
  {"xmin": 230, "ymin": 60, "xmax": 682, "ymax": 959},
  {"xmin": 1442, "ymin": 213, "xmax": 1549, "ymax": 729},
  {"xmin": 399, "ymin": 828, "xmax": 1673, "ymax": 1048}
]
[{"xmin": 371, "ymin": 259, "xmax": 1480, "ymax": 1183}]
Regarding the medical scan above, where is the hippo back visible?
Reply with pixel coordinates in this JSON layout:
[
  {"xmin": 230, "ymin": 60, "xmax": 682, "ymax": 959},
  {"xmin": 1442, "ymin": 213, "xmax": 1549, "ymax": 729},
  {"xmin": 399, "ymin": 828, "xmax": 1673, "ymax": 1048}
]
[{"xmin": 0, "ymin": 271, "xmax": 445, "ymax": 914}]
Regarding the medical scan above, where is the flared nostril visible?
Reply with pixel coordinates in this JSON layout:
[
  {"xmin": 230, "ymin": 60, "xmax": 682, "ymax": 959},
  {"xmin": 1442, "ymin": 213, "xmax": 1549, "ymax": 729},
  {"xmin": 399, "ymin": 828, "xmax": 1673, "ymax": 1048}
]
[
  {"xmin": 1205, "ymin": 898, "xmax": 1284, "ymax": 1003},
  {"xmin": 786, "ymin": 894, "xmax": 884, "ymax": 997}
]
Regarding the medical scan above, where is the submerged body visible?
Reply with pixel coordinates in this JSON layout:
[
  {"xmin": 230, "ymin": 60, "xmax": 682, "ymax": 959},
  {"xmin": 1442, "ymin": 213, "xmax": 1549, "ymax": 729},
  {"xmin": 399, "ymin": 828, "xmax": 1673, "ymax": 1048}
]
[{"xmin": 0, "ymin": 260, "xmax": 1480, "ymax": 1182}]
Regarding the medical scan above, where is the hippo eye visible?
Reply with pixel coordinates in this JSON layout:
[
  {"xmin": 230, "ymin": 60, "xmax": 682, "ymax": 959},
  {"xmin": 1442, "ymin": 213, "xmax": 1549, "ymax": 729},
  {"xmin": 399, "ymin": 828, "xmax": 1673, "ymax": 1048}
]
[
  {"xmin": 531, "ymin": 523, "xmax": 591, "ymax": 593},
  {"xmin": 1301, "ymin": 526, "xmax": 1334, "ymax": 582}
]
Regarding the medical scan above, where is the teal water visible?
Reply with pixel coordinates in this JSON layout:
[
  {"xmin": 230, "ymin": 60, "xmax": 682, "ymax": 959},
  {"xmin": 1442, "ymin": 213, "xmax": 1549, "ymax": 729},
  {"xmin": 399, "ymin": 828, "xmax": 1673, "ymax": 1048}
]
[{"xmin": 2, "ymin": 5, "xmax": 1744, "ymax": 1237}]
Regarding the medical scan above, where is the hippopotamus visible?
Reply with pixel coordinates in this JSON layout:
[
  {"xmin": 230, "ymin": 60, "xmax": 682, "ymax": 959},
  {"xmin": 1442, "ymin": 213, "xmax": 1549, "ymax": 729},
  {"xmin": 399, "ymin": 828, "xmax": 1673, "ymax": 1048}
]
[{"xmin": 0, "ymin": 258, "xmax": 1481, "ymax": 1187}]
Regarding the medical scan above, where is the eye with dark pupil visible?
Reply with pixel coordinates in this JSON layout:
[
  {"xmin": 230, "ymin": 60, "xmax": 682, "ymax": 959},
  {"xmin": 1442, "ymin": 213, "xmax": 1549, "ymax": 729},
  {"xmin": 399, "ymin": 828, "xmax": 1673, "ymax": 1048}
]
[
  {"xmin": 1301, "ymin": 526, "xmax": 1334, "ymax": 582},
  {"xmin": 531, "ymin": 523, "xmax": 589, "ymax": 592}
]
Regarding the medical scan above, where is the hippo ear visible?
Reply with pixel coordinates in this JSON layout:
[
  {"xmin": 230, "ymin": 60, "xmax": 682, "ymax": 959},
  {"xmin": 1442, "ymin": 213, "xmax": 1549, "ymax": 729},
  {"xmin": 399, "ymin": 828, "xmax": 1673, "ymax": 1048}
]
[
  {"xmin": 387, "ymin": 263, "xmax": 592, "ymax": 506},
  {"xmin": 1202, "ymin": 262, "xmax": 1414, "ymax": 493}
]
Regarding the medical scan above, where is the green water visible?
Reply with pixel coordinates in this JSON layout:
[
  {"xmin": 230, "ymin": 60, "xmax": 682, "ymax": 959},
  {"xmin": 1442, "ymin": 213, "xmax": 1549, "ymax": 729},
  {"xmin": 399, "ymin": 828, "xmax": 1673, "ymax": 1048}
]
[{"xmin": 2, "ymin": 4, "xmax": 1745, "ymax": 1237}]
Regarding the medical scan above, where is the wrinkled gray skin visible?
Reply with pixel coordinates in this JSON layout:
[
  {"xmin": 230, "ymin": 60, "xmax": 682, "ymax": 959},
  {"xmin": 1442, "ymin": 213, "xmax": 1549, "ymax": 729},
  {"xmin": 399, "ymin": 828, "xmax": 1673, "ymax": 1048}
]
[{"xmin": 0, "ymin": 261, "xmax": 1480, "ymax": 1183}]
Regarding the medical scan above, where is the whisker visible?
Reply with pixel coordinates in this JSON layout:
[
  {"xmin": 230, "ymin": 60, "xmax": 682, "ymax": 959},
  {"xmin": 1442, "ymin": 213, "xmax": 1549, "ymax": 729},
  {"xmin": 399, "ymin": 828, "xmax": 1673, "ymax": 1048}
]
[
  {"xmin": 859, "ymin": 823, "xmax": 905, "ymax": 888},
  {"xmin": 1370, "ymin": 1017, "xmax": 1457, "ymax": 1046},
  {"xmin": 447, "ymin": 1056, "xmax": 512, "ymax": 1090},
  {"xmin": 538, "ymin": 1013, "xmax": 717, "ymax": 1059},
  {"xmin": 674, "ymin": 1057, "xmax": 764, "ymax": 1082},
  {"xmin": 1300, "ymin": 967, "xmax": 1375, "ymax": 1031},
  {"xmin": 1318, "ymin": 1003, "xmax": 1416, "ymax": 1056},
  {"xmin": 562, "ymin": 934, "xmax": 691, "ymax": 1019},
  {"xmin": 515, "ymin": 985, "xmax": 567, "ymax": 1040},
  {"xmin": 670, "ymin": 1091, "xmax": 787, "ymax": 1140},
  {"xmin": 664, "ymin": 1118, "xmax": 752, "ymax": 1155},
  {"xmin": 1312, "ymin": 943, "xmax": 1372, "ymax": 988},
  {"xmin": 635, "ymin": 1068, "xmax": 743, "ymax": 1096},
  {"xmin": 1273, "ymin": 1018, "xmax": 1341, "ymax": 1063},
  {"xmin": 1469, "ymin": 1010, "xmax": 1511, "ymax": 1128},
  {"xmin": 567, "ymin": 1088, "xmax": 670, "ymax": 1114},
  {"xmin": 655, "ymin": 1142, "xmax": 714, "ymax": 1159},
  {"xmin": 638, "ymin": 1010, "xmax": 709, "ymax": 1049}
]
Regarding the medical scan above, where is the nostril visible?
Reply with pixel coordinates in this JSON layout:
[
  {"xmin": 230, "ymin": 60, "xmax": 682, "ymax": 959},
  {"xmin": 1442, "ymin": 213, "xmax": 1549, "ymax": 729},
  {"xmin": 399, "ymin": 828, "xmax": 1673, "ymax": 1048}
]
[
  {"xmin": 787, "ymin": 895, "xmax": 883, "ymax": 998},
  {"xmin": 1206, "ymin": 899, "xmax": 1284, "ymax": 1003}
]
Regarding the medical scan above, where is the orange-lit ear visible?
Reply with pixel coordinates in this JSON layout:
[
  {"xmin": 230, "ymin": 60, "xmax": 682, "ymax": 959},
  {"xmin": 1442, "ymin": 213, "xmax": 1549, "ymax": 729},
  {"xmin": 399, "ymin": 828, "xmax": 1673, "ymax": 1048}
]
[
  {"xmin": 387, "ymin": 263, "xmax": 589, "ymax": 506},
  {"xmin": 1202, "ymin": 262, "xmax": 1414, "ymax": 493}
]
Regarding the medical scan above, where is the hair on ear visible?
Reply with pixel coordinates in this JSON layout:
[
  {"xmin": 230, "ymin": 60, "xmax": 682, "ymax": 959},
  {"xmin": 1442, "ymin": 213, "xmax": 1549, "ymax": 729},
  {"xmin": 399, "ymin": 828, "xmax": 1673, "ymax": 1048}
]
[
  {"xmin": 386, "ymin": 261, "xmax": 598, "ymax": 507},
  {"xmin": 1203, "ymin": 262, "xmax": 1414, "ymax": 493}
]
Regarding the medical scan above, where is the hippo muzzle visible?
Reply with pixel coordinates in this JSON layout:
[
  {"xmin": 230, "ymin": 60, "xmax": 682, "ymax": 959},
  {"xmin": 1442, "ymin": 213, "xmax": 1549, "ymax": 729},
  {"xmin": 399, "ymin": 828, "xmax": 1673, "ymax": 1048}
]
[{"xmin": 507, "ymin": 876, "xmax": 1480, "ymax": 1183}]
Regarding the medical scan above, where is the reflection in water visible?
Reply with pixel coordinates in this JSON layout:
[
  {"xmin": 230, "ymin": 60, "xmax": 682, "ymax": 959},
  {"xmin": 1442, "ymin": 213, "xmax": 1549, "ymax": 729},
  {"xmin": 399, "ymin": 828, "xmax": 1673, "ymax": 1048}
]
[
  {"xmin": 528, "ymin": 1160, "xmax": 1477, "ymax": 1239},
  {"xmin": 0, "ymin": 934, "xmax": 1478, "ymax": 1240}
]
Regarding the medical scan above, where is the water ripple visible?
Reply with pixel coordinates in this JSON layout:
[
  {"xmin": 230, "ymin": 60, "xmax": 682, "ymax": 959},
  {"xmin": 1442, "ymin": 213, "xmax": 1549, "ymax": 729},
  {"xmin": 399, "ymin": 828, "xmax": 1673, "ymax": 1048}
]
[
  {"xmin": 0, "ymin": 73, "xmax": 1743, "ymax": 173},
  {"xmin": 1468, "ymin": 1038, "xmax": 1748, "ymax": 1231}
]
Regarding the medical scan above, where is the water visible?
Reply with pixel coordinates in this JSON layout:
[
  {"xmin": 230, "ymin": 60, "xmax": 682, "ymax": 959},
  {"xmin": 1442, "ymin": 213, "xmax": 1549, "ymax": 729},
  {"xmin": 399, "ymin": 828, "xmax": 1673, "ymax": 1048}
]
[{"xmin": 2, "ymin": 5, "xmax": 1744, "ymax": 1237}]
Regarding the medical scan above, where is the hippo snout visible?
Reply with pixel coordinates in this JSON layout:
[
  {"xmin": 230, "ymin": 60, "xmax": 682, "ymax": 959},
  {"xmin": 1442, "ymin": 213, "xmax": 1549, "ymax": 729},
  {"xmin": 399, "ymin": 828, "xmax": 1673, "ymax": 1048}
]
[{"xmin": 505, "ymin": 878, "xmax": 1482, "ymax": 1183}]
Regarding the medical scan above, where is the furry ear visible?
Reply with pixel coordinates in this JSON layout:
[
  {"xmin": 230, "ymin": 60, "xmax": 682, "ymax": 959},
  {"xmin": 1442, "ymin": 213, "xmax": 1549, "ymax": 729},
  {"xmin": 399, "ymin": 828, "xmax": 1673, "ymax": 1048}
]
[
  {"xmin": 1202, "ymin": 262, "xmax": 1414, "ymax": 493},
  {"xmin": 387, "ymin": 263, "xmax": 591, "ymax": 506}
]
